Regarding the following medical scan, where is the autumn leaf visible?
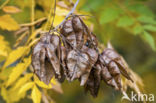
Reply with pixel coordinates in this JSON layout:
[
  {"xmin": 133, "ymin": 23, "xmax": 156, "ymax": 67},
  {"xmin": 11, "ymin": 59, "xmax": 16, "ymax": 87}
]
[
  {"xmin": 0, "ymin": 67, "xmax": 13, "ymax": 80},
  {"xmin": 31, "ymin": 85, "xmax": 41, "ymax": 103},
  {"xmin": 7, "ymin": 87, "xmax": 26, "ymax": 102},
  {"xmin": 19, "ymin": 82, "xmax": 34, "ymax": 94},
  {"xmin": 0, "ymin": 35, "xmax": 10, "ymax": 57},
  {"xmin": 35, "ymin": 80, "xmax": 52, "ymax": 89},
  {"xmin": 6, "ymin": 57, "xmax": 31, "ymax": 86},
  {"xmin": 13, "ymin": 73, "xmax": 33, "ymax": 90},
  {"xmin": 0, "ymin": 15, "xmax": 20, "ymax": 31},
  {"xmin": 1, "ymin": 87, "xmax": 11, "ymax": 103},
  {"xmin": 2, "ymin": 46, "xmax": 27, "ymax": 69},
  {"xmin": 45, "ymin": 7, "xmax": 69, "ymax": 29},
  {"xmin": 56, "ymin": 7, "xmax": 69, "ymax": 16},
  {"xmin": 2, "ymin": 6, "xmax": 21, "ymax": 14},
  {"xmin": 34, "ymin": 75, "xmax": 53, "ymax": 89}
]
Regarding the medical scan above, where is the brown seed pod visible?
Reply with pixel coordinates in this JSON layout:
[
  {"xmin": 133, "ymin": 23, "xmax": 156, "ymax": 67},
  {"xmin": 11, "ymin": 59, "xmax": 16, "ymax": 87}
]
[
  {"xmin": 99, "ymin": 48, "xmax": 132, "ymax": 81},
  {"xmin": 85, "ymin": 63, "xmax": 101, "ymax": 97},
  {"xmin": 60, "ymin": 15, "xmax": 99, "ymax": 86},
  {"xmin": 97, "ymin": 47, "xmax": 133, "ymax": 90},
  {"xmin": 81, "ymin": 45, "xmax": 98, "ymax": 65},
  {"xmin": 31, "ymin": 15, "xmax": 133, "ymax": 98},
  {"xmin": 32, "ymin": 33, "xmax": 64, "ymax": 84},
  {"xmin": 61, "ymin": 15, "xmax": 88, "ymax": 49},
  {"xmin": 66, "ymin": 50, "xmax": 92, "ymax": 86}
]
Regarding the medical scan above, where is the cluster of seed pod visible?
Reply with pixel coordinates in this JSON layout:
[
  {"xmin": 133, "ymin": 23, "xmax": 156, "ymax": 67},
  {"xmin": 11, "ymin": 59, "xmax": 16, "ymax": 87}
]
[{"xmin": 32, "ymin": 15, "xmax": 133, "ymax": 97}]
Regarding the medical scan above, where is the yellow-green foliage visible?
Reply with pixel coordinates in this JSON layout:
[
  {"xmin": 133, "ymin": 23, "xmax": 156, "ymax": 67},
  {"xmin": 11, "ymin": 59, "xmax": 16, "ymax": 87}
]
[
  {"xmin": 0, "ymin": 0, "xmax": 68, "ymax": 103},
  {"xmin": 0, "ymin": 0, "xmax": 156, "ymax": 103}
]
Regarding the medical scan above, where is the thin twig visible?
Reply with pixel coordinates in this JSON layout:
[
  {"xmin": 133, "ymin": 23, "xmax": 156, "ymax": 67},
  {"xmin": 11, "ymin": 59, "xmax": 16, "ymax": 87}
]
[
  {"xmin": 48, "ymin": 0, "xmax": 57, "ymax": 33},
  {"xmin": 54, "ymin": 0, "xmax": 80, "ymax": 30},
  {"xmin": 43, "ymin": 0, "xmax": 56, "ymax": 31},
  {"xmin": 31, "ymin": 0, "xmax": 35, "ymax": 33},
  {"xmin": 20, "ymin": 17, "xmax": 47, "ymax": 27},
  {"xmin": 0, "ymin": 0, "xmax": 10, "ymax": 9},
  {"xmin": 69, "ymin": 14, "xmax": 94, "ymax": 18}
]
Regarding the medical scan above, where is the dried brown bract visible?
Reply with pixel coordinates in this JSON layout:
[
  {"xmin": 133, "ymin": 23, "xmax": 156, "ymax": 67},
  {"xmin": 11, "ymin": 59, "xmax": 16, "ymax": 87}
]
[
  {"xmin": 60, "ymin": 15, "xmax": 99, "ymax": 85},
  {"xmin": 32, "ymin": 15, "xmax": 133, "ymax": 97},
  {"xmin": 85, "ymin": 44, "xmax": 133, "ymax": 97},
  {"xmin": 32, "ymin": 33, "xmax": 65, "ymax": 84},
  {"xmin": 61, "ymin": 15, "xmax": 88, "ymax": 49}
]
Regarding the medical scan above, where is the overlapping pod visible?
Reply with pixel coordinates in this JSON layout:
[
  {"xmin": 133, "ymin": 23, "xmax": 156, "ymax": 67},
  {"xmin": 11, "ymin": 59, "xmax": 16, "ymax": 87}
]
[
  {"xmin": 32, "ymin": 33, "xmax": 65, "ymax": 84},
  {"xmin": 60, "ymin": 15, "xmax": 99, "ymax": 85},
  {"xmin": 32, "ymin": 15, "xmax": 133, "ymax": 97}
]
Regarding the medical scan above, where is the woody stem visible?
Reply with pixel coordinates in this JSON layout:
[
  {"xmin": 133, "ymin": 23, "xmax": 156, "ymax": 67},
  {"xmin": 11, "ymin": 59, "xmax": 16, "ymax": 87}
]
[{"xmin": 55, "ymin": 0, "xmax": 80, "ymax": 30}]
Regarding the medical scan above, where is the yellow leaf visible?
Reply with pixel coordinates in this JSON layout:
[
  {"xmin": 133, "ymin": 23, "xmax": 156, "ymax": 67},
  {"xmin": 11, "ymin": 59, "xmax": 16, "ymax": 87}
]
[
  {"xmin": 2, "ymin": 6, "xmax": 21, "ymax": 14},
  {"xmin": 28, "ymin": 38, "xmax": 40, "ymax": 48},
  {"xmin": 56, "ymin": 7, "xmax": 69, "ymax": 16},
  {"xmin": 19, "ymin": 82, "xmax": 34, "ymax": 94},
  {"xmin": 6, "ymin": 57, "xmax": 31, "ymax": 86},
  {"xmin": 0, "ymin": 67, "xmax": 13, "ymax": 80},
  {"xmin": 0, "ymin": 15, "xmax": 19, "ymax": 31},
  {"xmin": 13, "ymin": 73, "xmax": 33, "ymax": 90},
  {"xmin": 34, "ymin": 75, "xmax": 52, "ymax": 89},
  {"xmin": 31, "ymin": 85, "xmax": 41, "ymax": 103},
  {"xmin": 8, "ymin": 87, "xmax": 26, "ymax": 102},
  {"xmin": 51, "ymin": 77, "xmax": 56, "ymax": 85},
  {"xmin": 0, "ymin": 35, "xmax": 10, "ymax": 57},
  {"xmin": 2, "ymin": 46, "xmax": 27, "ymax": 69},
  {"xmin": 35, "ymin": 80, "xmax": 52, "ymax": 89},
  {"xmin": 1, "ymin": 86, "xmax": 11, "ymax": 103},
  {"xmin": 51, "ymin": 15, "xmax": 64, "ymax": 27},
  {"xmin": 27, "ymin": 29, "xmax": 41, "ymax": 43},
  {"xmin": 44, "ymin": 7, "xmax": 68, "ymax": 30}
]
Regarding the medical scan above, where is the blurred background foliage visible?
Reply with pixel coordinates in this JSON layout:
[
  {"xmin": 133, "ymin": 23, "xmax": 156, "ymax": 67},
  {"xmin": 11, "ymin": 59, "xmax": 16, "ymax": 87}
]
[{"xmin": 0, "ymin": 0, "xmax": 156, "ymax": 103}]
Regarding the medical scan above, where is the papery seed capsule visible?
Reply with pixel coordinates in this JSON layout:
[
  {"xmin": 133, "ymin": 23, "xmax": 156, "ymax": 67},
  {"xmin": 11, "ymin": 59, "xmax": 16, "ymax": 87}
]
[
  {"xmin": 62, "ymin": 19, "xmax": 73, "ymax": 35},
  {"xmin": 72, "ymin": 16, "xmax": 83, "ymax": 32},
  {"xmin": 32, "ymin": 33, "xmax": 64, "ymax": 84}
]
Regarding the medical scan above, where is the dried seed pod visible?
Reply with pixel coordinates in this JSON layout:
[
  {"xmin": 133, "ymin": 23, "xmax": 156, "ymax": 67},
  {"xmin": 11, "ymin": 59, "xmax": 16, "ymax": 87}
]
[
  {"xmin": 66, "ymin": 32, "xmax": 77, "ymax": 48},
  {"xmin": 32, "ymin": 33, "xmax": 63, "ymax": 84},
  {"xmin": 66, "ymin": 50, "xmax": 92, "ymax": 85},
  {"xmin": 62, "ymin": 19, "xmax": 73, "ymax": 35},
  {"xmin": 40, "ymin": 47, "xmax": 55, "ymax": 84},
  {"xmin": 85, "ymin": 63, "xmax": 101, "ymax": 97},
  {"xmin": 81, "ymin": 45, "xmax": 98, "ymax": 65},
  {"xmin": 100, "ymin": 48, "xmax": 132, "ymax": 81},
  {"xmin": 98, "ymin": 47, "xmax": 132, "ymax": 90},
  {"xmin": 31, "ymin": 15, "xmax": 134, "ymax": 98},
  {"xmin": 61, "ymin": 16, "xmax": 89, "ymax": 49},
  {"xmin": 60, "ymin": 15, "xmax": 100, "ymax": 86},
  {"xmin": 32, "ymin": 42, "xmax": 43, "ymax": 79},
  {"xmin": 60, "ymin": 46, "xmax": 68, "ymax": 81},
  {"xmin": 72, "ymin": 16, "xmax": 83, "ymax": 32},
  {"xmin": 100, "ymin": 61, "xmax": 120, "ymax": 90}
]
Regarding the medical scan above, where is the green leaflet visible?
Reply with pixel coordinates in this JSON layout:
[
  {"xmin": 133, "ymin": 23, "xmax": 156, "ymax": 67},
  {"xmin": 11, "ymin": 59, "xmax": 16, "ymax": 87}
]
[
  {"xmin": 100, "ymin": 7, "xmax": 122, "ymax": 24},
  {"xmin": 141, "ymin": 31, "xmax": 156, "ymax": 51},
  {"xmin": 117, "ymin": 16, "xmax": 134, "ymax": 27}
]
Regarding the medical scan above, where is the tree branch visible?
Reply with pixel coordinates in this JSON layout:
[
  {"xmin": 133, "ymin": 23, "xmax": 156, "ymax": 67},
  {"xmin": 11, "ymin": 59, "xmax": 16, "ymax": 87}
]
[
  {"xmin": 0, "ymin": 0, "xmax": 10, "ymax": 9},
  {"xmin": 20, "ymin": 17, "xmax": 47, "ymax": 27},
  {"xmin": 31, "ymin": 0, "xmax": 35, "ymax": 33},
  {"xmin": 54, "ymin": 0, "xmax": 80, "ymax": 30}
]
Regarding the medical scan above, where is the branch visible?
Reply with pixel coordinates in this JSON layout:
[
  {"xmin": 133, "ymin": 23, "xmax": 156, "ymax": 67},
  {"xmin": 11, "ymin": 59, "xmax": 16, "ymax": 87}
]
[
  {"xmin": 20, "ymin": 17, "xmax": 47, "ymax": 27},
  {"xmin": 48, "ymin": 0, "xmax": 57, "ymax": 33},
  {"xmin": 31, "ymin": 0, "xmax": 35, "ymax": 33},
  {"xmin": 0, "ymin": 0, "xmax": 10, "ymax": 9},
  {"xmin": 54, "ymin": 0, "xmax": 80, "ymax": 30}
]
